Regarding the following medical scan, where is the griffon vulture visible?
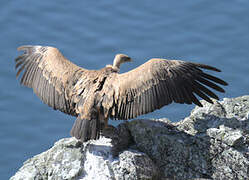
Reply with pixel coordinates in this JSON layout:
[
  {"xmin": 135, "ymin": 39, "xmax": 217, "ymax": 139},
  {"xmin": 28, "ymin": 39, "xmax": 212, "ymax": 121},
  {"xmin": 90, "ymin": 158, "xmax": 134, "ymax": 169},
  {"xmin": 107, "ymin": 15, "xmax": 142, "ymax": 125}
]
[{"xmin": 15, "ymin": 45, "xmax": 228, "ymax": 142}]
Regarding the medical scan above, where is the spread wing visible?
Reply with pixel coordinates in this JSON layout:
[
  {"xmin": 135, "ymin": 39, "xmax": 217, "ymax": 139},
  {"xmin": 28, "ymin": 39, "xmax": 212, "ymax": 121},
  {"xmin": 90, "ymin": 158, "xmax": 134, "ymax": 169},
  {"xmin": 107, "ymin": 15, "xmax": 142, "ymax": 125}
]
[
  {"xmin": 15, "ymin": 45, "xmax": 86, "ymax": 116},
  {"xmin": 110, "ymin": 58, "xmax": 228, "ymax": 120}
]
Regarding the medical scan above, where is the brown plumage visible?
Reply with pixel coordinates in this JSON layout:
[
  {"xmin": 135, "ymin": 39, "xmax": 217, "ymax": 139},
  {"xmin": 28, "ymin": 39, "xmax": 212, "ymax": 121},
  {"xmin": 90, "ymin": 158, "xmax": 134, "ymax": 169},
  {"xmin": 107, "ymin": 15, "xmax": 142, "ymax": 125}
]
[{"xmin": 15, "ymin": 45, "xmax": 228, "ymax": 142}]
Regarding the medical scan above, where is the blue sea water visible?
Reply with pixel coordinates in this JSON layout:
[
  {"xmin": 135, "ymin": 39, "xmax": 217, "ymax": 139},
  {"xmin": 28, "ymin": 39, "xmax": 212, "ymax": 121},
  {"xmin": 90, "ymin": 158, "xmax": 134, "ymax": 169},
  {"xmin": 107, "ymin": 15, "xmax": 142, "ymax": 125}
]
[{"xmin": 1, "ymin": 1, "xmax": 249, "ymax": 179}]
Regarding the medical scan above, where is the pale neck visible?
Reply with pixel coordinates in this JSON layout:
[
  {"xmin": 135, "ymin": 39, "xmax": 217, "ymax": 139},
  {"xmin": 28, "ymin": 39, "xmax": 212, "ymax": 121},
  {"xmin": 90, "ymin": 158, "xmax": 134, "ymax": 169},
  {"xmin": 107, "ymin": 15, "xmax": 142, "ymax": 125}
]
[
  {"xmin": 113, "ymin": 56, "xmax": 121, "ymax": 69},
  {"xmin": 106, "ymin": 64, "xmax": 120, "ymax": 72}
]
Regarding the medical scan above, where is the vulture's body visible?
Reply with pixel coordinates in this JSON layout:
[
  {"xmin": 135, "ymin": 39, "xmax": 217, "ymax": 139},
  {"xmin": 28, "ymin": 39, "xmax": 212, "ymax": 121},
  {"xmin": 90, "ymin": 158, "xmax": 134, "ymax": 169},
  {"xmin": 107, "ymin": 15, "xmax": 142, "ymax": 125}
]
[{"xmin": 15, "ymin": 45, "xmax": 228, "ymax": 142}]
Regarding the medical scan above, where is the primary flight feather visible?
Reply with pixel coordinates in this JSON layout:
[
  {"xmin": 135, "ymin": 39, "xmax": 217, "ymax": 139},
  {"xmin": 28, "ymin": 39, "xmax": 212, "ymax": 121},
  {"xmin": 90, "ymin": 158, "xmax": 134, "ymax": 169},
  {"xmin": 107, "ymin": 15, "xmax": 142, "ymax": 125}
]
[{"xmin": 15, "ymin": 45, "xmax": 228, "ymax": 142}]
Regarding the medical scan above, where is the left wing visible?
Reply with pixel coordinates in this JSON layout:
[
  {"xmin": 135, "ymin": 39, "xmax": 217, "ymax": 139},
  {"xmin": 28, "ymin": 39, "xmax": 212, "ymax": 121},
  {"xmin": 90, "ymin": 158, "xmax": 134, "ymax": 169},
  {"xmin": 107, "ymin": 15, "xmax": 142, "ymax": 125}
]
[{"xmin": 15, "ymin": 45, "xmax": 86, "ymax": 115}]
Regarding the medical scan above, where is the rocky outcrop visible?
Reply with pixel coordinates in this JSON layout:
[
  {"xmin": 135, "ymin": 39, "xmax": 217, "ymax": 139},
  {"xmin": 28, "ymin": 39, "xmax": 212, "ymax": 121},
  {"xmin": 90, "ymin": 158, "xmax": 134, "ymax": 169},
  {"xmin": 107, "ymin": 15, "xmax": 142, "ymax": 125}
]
[
  {"xmin": 11, "ymin": 96, "xmax": 249, "ymax": 180},
  {"xmin": 129, "ymin": 96, "xmax": 249, "ymax": 179},
  {"xmin": 10, "ymin": 137, "xmax": 159, "ymax": 180}
]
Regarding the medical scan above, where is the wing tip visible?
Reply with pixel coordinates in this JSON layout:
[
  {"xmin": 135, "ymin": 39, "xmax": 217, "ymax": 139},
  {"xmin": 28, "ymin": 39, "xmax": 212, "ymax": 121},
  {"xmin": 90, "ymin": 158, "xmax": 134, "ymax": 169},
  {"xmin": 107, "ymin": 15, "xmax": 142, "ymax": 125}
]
[
  {"xmin": 213, "ymin": 67, "xmax": 221, "ymax": 72},
  {"xmin": 17, "ymin": 45, "xmax": 44, "ymax": 53},
  {"xmin": 17, "ymin": 45, "xmax": 32, "ymax": 51},
  {"xmin": 194, "ymin": 63, "xmax": 222, "ymax": 72},
  {"xmin": 223, "ymin": 81, "xmax": 229, "ymax": 86},
  {"xmin": 196, "ymin": 102, "xmax": 203, "ymax": 107}
]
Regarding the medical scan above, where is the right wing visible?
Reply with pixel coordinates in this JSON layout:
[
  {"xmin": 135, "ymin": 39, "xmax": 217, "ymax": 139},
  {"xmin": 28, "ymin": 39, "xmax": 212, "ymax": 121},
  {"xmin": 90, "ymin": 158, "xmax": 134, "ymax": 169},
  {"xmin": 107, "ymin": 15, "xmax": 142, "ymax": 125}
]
[{"xmin": 108, "ymin": 58, "xmax": 228, "ymax": 120}]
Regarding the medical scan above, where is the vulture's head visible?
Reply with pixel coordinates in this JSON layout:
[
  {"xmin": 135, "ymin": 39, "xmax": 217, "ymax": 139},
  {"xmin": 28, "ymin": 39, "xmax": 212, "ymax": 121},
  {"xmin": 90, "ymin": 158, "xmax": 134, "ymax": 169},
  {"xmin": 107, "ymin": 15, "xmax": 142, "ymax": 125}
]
[{"xmin": 112, "ymin": 54, "xmax": 132, "ymax": 70}]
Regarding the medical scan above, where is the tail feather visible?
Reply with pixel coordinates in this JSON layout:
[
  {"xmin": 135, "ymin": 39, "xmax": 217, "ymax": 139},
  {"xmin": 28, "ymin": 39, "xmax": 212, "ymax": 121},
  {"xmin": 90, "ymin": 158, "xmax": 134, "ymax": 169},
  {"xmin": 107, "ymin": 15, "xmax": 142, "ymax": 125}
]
[{"xmin": 70, "ymin": 117, "xmax": 100, "ymax": 142}]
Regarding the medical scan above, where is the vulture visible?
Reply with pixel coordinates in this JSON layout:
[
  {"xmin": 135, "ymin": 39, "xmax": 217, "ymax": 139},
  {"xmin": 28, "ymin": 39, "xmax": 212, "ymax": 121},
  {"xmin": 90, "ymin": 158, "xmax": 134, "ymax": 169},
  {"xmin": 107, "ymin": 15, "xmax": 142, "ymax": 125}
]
[{"xmin": 15, "ymin": 45, "xmax": 228, "ymax": 142}]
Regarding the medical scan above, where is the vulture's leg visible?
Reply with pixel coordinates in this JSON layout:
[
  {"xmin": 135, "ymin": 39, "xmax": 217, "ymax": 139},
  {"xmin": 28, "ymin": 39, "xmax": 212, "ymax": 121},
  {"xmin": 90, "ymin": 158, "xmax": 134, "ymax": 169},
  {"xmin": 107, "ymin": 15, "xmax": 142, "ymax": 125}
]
[
  {"xmin": 70, "ymin": 115, "xmax": 100, "ymax": 142},
  {"xmin": 100, "ymin": 117, "xmax": 115, "ymax": 139},
  {"xmin": 104, "ymin": 117, "xmax": 109, "ymax": 128},
  {"xmin": 102, "ymin": 117, "xmax": 116, "ymax": 136},
  {"xmin": 98, "ymin": 112, "xmax": 106, "ymax": 131}
]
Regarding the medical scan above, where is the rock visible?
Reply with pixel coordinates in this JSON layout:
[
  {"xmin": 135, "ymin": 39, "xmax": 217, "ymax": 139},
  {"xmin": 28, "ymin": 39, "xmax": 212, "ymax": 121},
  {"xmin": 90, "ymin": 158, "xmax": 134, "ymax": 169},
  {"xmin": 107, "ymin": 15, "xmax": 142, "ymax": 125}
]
[
  {"xmin": 128, "ymin": 119, "xmax": 212, "ymax": 179},
  {"xmin": 10, "ymin": 137, "xmax": 159, "ymax": 180},
  {"xmin": 129, "ymin": 96, "xmax": 249, "ymax": 179},
  {"xmin": 112, "ymin": 150, "xmax": 159, "ymax": 180},
  {"xmin": 10, "ymin": 138, "xmax": 84, "ymax": 180},
  {"xmin": 10, "ymin": 96, "xmax": 249, "ymax": 180}
]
